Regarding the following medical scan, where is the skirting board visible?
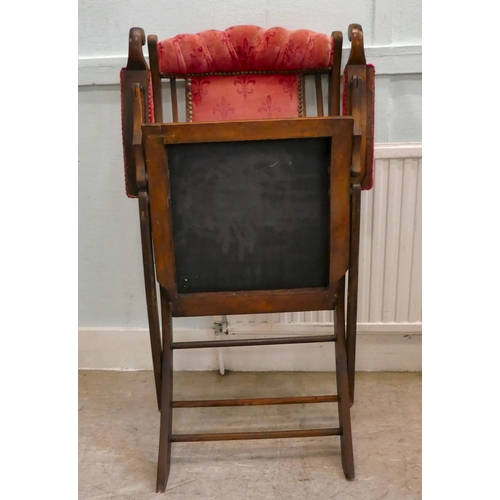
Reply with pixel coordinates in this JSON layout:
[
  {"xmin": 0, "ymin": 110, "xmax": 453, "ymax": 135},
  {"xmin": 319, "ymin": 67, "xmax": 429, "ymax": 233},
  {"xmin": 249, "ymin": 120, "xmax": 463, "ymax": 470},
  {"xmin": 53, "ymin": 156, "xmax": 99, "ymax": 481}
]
[{"xmin": 79, "ymin": 326, "xmax": 421, "ymax": 372}]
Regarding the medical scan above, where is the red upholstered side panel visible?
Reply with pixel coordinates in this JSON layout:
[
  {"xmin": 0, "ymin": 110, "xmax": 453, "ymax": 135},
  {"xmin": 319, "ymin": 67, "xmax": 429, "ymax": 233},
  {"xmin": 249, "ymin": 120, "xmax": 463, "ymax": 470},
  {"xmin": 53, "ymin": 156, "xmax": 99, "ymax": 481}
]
[
  {"xmin": 364, "ymin": 64, "xmax": 375, "ymax": 191},
  {"xmin": 158, "ymin": 25, "xmax": 333, "ymax": 74},
  {"xmin": 188, "ymin": 74, "xmax": 301, "ymax": 122}
]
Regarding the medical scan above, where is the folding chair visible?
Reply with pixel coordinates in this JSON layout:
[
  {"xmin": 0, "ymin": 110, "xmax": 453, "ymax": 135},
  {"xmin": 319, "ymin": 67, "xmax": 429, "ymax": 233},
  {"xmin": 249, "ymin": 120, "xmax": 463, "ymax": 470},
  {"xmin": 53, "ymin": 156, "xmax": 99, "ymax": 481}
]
[{"xmin": 120, "ymin": 24, "xmax": 374, "ymax": 493}]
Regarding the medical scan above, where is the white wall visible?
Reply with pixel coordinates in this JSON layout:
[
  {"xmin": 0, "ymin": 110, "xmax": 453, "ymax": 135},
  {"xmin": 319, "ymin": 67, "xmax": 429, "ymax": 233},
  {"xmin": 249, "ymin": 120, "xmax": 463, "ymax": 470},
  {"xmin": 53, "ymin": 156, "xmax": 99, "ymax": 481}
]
[{"xmin": 78, "ymin": 1, "xmax": 421, "ymax": 335}]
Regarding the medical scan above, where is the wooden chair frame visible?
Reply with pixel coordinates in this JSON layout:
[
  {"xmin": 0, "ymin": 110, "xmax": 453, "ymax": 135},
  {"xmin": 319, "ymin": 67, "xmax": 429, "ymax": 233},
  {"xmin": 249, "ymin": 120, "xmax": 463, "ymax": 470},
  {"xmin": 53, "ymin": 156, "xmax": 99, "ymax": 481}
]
[{"xmin": 121, "ymin": 23, "xmax": 373, "ymax": 493}]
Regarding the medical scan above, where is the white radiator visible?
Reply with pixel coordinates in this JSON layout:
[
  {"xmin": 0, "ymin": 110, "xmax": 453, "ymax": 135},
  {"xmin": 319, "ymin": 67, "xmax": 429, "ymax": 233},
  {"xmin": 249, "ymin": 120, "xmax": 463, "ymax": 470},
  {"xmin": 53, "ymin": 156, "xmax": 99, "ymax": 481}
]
[{"xmin": 227, "ymin": 143, "xmax": 422, "ymax": 336}]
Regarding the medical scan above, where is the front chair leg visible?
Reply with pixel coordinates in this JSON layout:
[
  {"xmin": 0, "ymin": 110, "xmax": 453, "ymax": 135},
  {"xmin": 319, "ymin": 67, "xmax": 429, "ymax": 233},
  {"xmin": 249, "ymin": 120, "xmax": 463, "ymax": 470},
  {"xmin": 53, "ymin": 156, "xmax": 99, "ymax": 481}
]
[
  {"xmin": 156, "ymin": 287, "xmax": 173, "ymax": 493},
  {"xmin": 335, "ymin": 277, "xmax": 355, "ymax": 480},
  {"xmin": 347, "ymin": 184, "xmax": 361, "ymax": 406},
  {"xmin": 138, "ymin": 190, "xmax": 163, "ymax": 410}
]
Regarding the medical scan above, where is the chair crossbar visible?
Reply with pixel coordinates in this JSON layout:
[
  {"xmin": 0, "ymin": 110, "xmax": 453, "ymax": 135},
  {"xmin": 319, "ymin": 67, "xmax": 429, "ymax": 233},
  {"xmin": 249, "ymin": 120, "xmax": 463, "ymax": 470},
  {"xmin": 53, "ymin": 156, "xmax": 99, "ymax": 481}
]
[
  {"xmin": 170, "ymin": 428, "xmax": 342, "ymax": 442},
  {"xmin": 171, "ymin": 334, "xmax": 336, "ymax": 350},
  {"xmin": 172, "ymin": 395, "xmax": 339, "ymax": 408}
]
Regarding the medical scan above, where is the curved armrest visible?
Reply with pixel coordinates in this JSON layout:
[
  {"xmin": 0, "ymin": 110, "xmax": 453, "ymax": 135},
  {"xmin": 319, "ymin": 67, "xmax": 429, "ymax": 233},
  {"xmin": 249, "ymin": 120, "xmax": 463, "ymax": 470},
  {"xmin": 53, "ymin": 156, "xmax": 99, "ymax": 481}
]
[
  {"xmin": 343, "ymin": 24, "xmax": 374, "ymax": 190},
  {"xmin": 121, "ymin": 28, "xmax": 153, "ymax": 197},
  {"xmin": 346, "ymin": 24, "xmax": 366, "ymax": 66},
  {"xmin": 126, "ymin": 27, "xmax": 148, "ymax": 70}
]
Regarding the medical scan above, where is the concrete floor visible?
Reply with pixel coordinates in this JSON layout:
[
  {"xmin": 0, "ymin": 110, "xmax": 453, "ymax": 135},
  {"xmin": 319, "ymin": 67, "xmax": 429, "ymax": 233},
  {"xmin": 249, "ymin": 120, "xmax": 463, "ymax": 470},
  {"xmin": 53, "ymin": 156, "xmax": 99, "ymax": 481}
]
[{"xmin": 79, "ymin": 371, "xmax": 421, "ymax": 499}]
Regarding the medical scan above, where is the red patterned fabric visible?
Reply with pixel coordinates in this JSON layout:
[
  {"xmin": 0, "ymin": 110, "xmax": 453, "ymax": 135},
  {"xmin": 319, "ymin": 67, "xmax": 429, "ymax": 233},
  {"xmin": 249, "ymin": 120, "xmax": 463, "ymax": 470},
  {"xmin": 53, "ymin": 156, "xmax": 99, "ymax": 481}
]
[
  {"xmin": 189, "ymin": 74, "xmax": 299, "ymax": 121},
  {"xmin": 158, "ymin": 25, "xmax": 333, "ymax": 74}
]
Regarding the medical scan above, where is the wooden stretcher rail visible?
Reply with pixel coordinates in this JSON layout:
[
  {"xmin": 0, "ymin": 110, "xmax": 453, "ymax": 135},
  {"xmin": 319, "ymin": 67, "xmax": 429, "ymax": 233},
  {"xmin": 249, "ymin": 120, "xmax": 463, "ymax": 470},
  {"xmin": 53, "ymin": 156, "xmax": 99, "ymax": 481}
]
[
  {"xmin": 172, "ymin": 288, "xmax": 336, "ymax": 316},
  {"xmin": 171, "ymin": 334, "xmax": 336, "ymax": 350},
  {"xmin": 170, "ymin": 428, "xmax": 342, "ymax": 442},
  {"xmin": 151, "ymin": 116, "xmax": 353, "ymax": 144},
  {"xmin": 171, "ymin": 395, "xmax": 339, "ymax": 408}
]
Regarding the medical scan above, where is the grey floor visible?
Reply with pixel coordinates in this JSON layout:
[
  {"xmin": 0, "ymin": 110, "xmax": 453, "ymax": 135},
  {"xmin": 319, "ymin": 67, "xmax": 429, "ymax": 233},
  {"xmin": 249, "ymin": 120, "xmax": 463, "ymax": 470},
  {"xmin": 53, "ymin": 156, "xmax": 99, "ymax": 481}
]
[{"xmin": 79, "ymin": 371, "xmax": 421, "ymax": 499}]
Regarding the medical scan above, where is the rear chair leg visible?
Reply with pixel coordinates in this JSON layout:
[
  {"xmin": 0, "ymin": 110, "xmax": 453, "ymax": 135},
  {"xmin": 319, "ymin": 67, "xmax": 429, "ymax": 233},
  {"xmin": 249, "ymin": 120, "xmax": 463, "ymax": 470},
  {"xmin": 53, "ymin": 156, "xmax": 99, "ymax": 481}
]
[
  {"xmin": 156, "ymin": 287, "xmax": 173, "ymax": 493},
  {"xmin": 335, "ymin": 277, "xmax": 355, "ymax": 480}
]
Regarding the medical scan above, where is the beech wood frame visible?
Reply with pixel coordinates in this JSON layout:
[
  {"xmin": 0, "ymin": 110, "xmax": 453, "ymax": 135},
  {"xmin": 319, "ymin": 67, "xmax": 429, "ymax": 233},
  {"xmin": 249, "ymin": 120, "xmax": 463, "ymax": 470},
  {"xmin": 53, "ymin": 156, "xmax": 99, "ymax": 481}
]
[{"xmin": 121, "ymin": 24, "xmax": 372, "ymax": 493}]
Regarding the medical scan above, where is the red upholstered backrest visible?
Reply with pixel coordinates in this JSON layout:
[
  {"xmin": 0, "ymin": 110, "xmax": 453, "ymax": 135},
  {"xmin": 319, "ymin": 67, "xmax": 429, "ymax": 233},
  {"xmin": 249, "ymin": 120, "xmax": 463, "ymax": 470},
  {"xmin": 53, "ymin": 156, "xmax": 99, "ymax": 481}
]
[
  {"xmin": 157, "ymin": 26, "xmax": 333, "ymax": 74},
  {"xmin": 157, "ymin": 25, "xmax": 333, "ymax": 122},
  {"xmin": 121, "ymin": 25, "xmax": 375, "ymax": 196},
  {"xmin": 186, "ymin": 74, "xmax": 301, "ymax": 121}
]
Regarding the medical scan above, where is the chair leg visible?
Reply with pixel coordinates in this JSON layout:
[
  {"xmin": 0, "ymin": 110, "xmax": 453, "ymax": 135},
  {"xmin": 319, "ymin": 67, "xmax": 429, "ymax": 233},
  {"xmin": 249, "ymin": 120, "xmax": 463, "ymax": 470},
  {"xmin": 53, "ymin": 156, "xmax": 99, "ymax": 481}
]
[
  {"xmin": 347, "ymin": 184, "xmax": 361, "ymax": 406},
  {"xmin": 138, "ymin": 191, "xmax": 163, "ymax": 410},
  {"xmin": 156, "ymin": 287, "xmax": 173, "ymax": 493},
  {"xmin": 335, "ymin": 277, "xmax": 355, "ymax": 480}
]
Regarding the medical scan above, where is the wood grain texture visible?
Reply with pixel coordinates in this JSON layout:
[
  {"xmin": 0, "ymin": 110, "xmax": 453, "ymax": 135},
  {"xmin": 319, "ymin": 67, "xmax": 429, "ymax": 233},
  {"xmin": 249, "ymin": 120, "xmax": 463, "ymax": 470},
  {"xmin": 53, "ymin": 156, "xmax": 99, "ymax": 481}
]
[
  {"xmin": 315, "ymin": 74, "xmax": 324, "ymax": 116},
  {"xmin": 147, "ymin": 35, "xmax": 163, "ymax": 123},
  {"xmin": 347, "ymin": 184, "xmax": 361, "ymax": 405},
  {"xmin": 328, "ymin": 126, "xmax": 353, "ymax": 286},
  {"xmin": 156, "ymin": 117, "xmax": 353, "ymax": 144},
  {"xmin": 171, "ymin": 428, "xmax": 342, "ymax": 442},
  {"xmin": 172, "ymin": 288, "xmax": 336, "ymax": 317},
  {"xmin": 143, "ymin": 128, "xmax": 177, "ymax": 299},
  {"xmin": 171, "ymin": 395, "xmax": 339, "ymax": 407},
  {"xmin": 145, "ymin": 117, "xmax": 354, "ymax": 312},
  {"xmin": 170, "ymin": 78, "xmax": 178, "ymax": 123},
  {"xmin": 346, "ymin": 24, "xmax": 366, "ymax": 66},
  {"xmin": 172, "ymin": 335, "xmax": 336, "ymax": 349},
  {"xmin": 156, "ymin": 288, "xmax": 173, "ymax": 493},
  {"xmin": 329, "ymin": 31, "xmax": 343, "ymax": 116},
  {"xmin": 121, "ymin": 70, "xmax": 151, "ymax": 197},
  {"xmin": 138, "ymin": 191, "xmax": 162, "ymax": 409},
  {"xmin": 334, "ymin": 276, "xmax": 355, "ymax": 479},
  {"xmin": 126, "ymin": 27, "xmax": 148, "ymax": 70}
]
